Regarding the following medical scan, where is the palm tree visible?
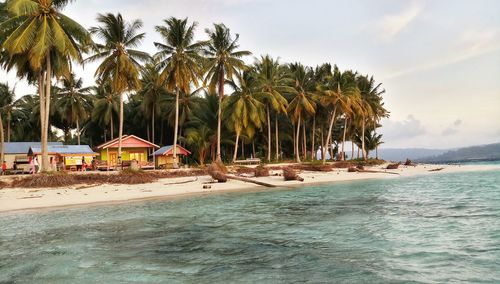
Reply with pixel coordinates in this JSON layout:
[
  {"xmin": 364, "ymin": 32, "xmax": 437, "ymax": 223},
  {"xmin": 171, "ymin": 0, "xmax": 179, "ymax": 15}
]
[
  {"xmin": 203, "ymin": 23, "xmax": 251, "ymax": 162},
  {"xmin": 87, "ymin": 13, "xmax": 149, "ymax": 165},
  {"xmin": 154, "ymin": 17, "xmax": 204, "ymax": 168},
  {"xmin": 254, "ymin": 55, "xmax": 292, "ymax": 162},
  {"xmin": 91, "ymin": 79, "xmax": 119, "ymax": 142},
  {"xmin": 139, "ymin": 60, "xmax": 167, "ymax": 146},
  {"xmin": 0, "ymin": 0, "xmax": 91, "ymax": 171},
  {"xmin": 286, "ymin": 63, "xmax": 316, "ymax": 163},
  {"xmin": 224, "ymin": 71, "xmax": 266, "ymax": 163},
  {"xmin": 318, "ymin": 68, "xmax": 359, "ymax": 164},
  {"xmin": 0, "ymin": 83, "xmax": 14, "ymax": 164},
  {"xmin": 54, "ymin": 73, "xmax": 92, "ymax": 145},
  {"xmin": 184, "ymin": 125, "xmax": 212, "ymax": 166}
]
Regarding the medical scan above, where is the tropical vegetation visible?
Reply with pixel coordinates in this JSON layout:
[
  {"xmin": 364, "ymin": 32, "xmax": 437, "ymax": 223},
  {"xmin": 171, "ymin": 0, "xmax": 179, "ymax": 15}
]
[{"xmin": 0, "ymin": 2, "xmax": 389, "ymax": 170}]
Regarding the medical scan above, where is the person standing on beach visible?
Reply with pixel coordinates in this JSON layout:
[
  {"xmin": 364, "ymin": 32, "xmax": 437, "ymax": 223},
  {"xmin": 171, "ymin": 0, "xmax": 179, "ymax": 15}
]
[
  {"xmin": 34, "ymin": 156, "xmax": 40, "ymax": 173},
  {"xmin": 29, "ymin": 157, "xmax": 35, "ymax": 174},
  {"xmin": 1, "ymin": 161, "xmax": 6, "ymax": 175}
]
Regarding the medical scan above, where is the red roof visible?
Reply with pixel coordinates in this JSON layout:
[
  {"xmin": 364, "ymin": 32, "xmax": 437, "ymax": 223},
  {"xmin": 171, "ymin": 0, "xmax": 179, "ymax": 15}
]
[
  {"xmin": 153, "ymin": 145, "xmax": 191, "ymax": 156},
  {"xmin": 96, "ymin": 135, "xmax": 160, "ymax": 150}
]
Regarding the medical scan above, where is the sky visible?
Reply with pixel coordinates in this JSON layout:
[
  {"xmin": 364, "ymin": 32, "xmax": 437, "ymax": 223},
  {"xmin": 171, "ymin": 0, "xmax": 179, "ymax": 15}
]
[{"xmin": 2, "ymin": 0, "xmax": 499, "ymax": 149}]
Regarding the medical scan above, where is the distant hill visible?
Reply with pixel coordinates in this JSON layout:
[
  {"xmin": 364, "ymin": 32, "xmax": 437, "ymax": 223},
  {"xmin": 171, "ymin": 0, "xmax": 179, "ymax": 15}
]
[
  {"xmin": 416, "ymin": 143, "xmax": 500, "ymax": 163},
  {"xmin": 370, "ymin": 148, "xmax": 448, "ymax": 162}
]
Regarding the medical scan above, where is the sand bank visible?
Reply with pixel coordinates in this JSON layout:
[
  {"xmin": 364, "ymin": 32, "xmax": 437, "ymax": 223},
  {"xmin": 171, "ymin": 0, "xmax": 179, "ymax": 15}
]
[{"xmin": 1, "ymin": 163, "xmax": 499, "ymax": 213}]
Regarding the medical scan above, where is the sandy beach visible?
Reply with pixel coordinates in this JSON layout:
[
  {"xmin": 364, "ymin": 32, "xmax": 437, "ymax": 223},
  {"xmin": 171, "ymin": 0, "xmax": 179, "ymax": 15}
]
[{"xmin": 1, "ymin": 163, "xmax": 499, "ymax": 213}]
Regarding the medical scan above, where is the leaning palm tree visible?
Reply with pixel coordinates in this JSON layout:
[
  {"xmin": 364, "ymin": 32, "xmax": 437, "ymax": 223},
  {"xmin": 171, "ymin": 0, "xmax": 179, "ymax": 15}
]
[
  {"xmin": 0, "ymin": 83, "xmax": 14, "ymax": 164},
  {"xmin": 154, "ymin": 17, "xmax": 204, "ymax": 168},
  {"xmin": 286, "ymin": 63, "xmax": 316, "ymax": 163},
  {"xmin": 254, "ymin": 55, "xmax": 293, "ymax": 162},
  {"xmin": 87, "ymin": 13, "xmax": 149, "ymax": 165},
  {"xmin": 224, "ymin": 71, "xmax": 266, "ymax": 163},
  {"xmin": 203, "ymin": 23, "xmax": 251, "ymax": 162},
  {"xmin": 0, "ymin": 0, "xmax": 91, "ymax": 171},
  {"xmin": 54, "ymin": 73, "xmax": 92, "ymax": 145}
]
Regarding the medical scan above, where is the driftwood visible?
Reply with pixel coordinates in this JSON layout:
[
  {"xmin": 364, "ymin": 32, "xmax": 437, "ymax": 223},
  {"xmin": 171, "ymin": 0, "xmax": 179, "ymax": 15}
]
[
  {"xmin": 404, "ymin": 159, "xmax": 416, "ymax": 166},
  {"xmin": 429, "ymin": 168, "xmax": 444, "ymax": 172},
  {"xmin": 283, "ymin": 167, "xmax": 304, "ymax": 182},
  {"xmin": 386, "ymin": 162, "xmax": 401, "ymax": 170},
  {"xmin": 254, "ymin": 165, "xmax": 270, "ymax": 177},
  {"xmin": 348, "ymin": 167, "xmax": 399, "ymax": 175},
  {"xmin": 207, "ymin": 162, "xmax": 276, "ymax": 187},
  {"xmin": 164, "ymin": 177, "xmax": 198, "ymax": 186}
]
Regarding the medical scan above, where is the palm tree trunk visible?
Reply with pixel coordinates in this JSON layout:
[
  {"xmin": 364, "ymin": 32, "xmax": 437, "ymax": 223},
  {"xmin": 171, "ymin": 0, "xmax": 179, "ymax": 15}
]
[
  {"xmin": 322, "ymin": 107, "xmax": 337, "ymax": 165},
  {"xmin": 216, "ymin": 69, "xmax": 224, "ymax": 162},
  {"xmin": 172, "ymin": 88, "xmax": 180, "ymax": 169},
  {"xmin": 232, "ymin": 132, "xmax": 240, "ymax": 163},
  {"xmin": 351, "ymin": 141, "xmax": 354, "ymax": 160},
  {"xmin": 320, "ymin": 126, "xmax": 324, "ymax": 160},
  {"xmin": 266, "ymin": 105, "xmax": 271, "ymax": 162},
  {"xmin": 42, "ymin": 55, "xmax": 52, "ymax": 172},
  {"xmin": 118, "ymin": 92, "xmax": 124, "ymax": 167},
  {"xmin": 110, "ymin": 114, "xmax": 114, "ymax": 140},
  {"xmin": 295, "ymin": 115, "xmax": 301, "ymax": 163},
  {"xmin": 241, "ymin": 138, "xmax": 245, "ymax": 159},
  {"xmin": 0, "ymin": 113, "xmax": 4, "ymax": 166},
  {"xmin": 275, "ymin": 114, "xmax": 279, "ymax": 161},
  {"xmin": 292, "ymin": 122, "xmax": 296, "ymax": 159},
  {"xmin": 152, "ymin": 108, "xmax": 155, "ymax": 169},
  {"xmin": 76, "ymin": 119, "xmax": 81, "ymax": 145},
  {"xmin": 311, "ymin": 116, "xmax": 316, "ymax": 160},
  {"xmin": 6, "ymin": 114, "xmax": 11, "ymax": 143},
  {"xmin": 252, "ymin": 140, "xmax": 256, "ymax": 158},
  {"xmin": 341, "ymin": 117, "xmax": 348, "ymax": 161},
  {"xmin": 302, "ymin": 118, "xmax": 306, "ymax": 159},
  {"xmin": 152, "ymin": 108, "xmax": 155, "ymax": 145},
  {"xmin": 362, "ymin": 118, "xmax": 367, "ymax": 161}
]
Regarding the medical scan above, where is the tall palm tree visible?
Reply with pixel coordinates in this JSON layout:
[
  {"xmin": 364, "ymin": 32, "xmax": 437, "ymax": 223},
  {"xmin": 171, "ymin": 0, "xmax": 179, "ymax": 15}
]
[
  {"xmin": 154, "ymin": 17, "xmax": 204, "ymax": 168},
  {"xmin": 318, "ymin": 68, "xmax": 359, "ymax": 164},
  {"xmin": 224, "ymin": 71, "xmax": 266, "ymax": 163},
  {"xmin": 0, "ymin": 0, "xmax": 91, "ymax": 171},
  {"xmin": 87, "ymin": 13, "xmax": 149, "ymax": 165},
  {"xmin": 357, "ymin": 75, "xmax": 387, "ymax": 160},
  {"xmin": 140, "ymin": 59, "xmax": 167, "ymax": 146},
  {"xmin": 203, "ymin": 23, "xmax": 251, "ymax": 162},
  {"xmin": 0, "ymin": 82, "xmax": 14, "ymax": 164},
  {"xmin": 254, "ymin": 55, "xmax": 293, "ymax": 162},
  {"xmin": 54, "ymin": 73, "xmax": 92, "ymax": 145},
  {"xmin": 91, "ymin": 79, "xmax": 119, "ymax": 142},
  {"xmin": 287, "ymin": 63, "xmax": 316, "ymax": 163}
]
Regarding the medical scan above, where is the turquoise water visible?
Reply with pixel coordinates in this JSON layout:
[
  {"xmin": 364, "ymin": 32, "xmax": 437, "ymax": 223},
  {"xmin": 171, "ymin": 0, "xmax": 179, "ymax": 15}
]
[{"xmin": 1, "ymin": 170, "xmax": 500, "ymax": 283}]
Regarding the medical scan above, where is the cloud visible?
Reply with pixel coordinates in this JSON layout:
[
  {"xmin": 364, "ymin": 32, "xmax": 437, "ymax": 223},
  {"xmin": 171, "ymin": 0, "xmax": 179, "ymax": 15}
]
[
  {"xmin": 378, "ymin": 1, "xmax": 423, "ymax": 40},
  {"xmin": 380, "ymin": 115, "xmax": 427, "ymax": 141},
  {"xmin": 442, "ymin": 119, "xmax": 462, "ymax": 136},
  {"xmin": 383, "ymin": 28, "xmax": 500, "ymax": 79}
]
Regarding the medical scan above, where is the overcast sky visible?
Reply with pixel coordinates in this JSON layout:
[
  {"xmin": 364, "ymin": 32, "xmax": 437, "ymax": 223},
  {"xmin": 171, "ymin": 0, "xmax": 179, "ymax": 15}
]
[{"xmin": 2, "ymin": 0, "xmax": 499, "ymax": 149}]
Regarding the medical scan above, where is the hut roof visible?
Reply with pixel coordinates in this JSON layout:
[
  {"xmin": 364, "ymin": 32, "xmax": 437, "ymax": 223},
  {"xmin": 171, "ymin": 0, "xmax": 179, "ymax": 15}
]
[
  {"xmin": 29, "ymin": 145, "xmax": 98, "ymax": 156},
  {"xmin": 3, "ymin": 142, "xmax": 63, "ymax": 154},
  {"xmin": 96, "ymin": 135, "xmax": 160, "ymax": 150},
  {"xmin": 153, "ymin": 145, "xmax": 191, "ymax": 156}
]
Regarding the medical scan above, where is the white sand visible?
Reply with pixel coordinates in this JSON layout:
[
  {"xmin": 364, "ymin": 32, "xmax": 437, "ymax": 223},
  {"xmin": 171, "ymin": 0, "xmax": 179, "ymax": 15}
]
[{"xmin": 1, "ymin": 163, "xmax": 499, "ymax": 213}]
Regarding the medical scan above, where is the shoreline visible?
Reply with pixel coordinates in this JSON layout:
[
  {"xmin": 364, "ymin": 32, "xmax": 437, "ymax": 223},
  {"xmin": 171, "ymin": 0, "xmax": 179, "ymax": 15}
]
[{"xmin": 1, "ymin": 164, "xmax": 499, "ymax": 214}]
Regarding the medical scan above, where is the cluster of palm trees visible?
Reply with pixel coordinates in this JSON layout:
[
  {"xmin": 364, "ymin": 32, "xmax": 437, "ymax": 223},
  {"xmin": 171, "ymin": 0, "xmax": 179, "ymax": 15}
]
[{"xmin": 0, "ymin": 0, "xmax": 388, "ymax": 170}]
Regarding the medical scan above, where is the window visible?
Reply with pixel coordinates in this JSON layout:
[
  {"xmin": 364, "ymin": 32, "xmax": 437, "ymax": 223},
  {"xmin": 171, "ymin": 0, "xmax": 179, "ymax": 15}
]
[{"xmin": 129, "ymin": 152, "xmax": 146, "ymax": 162}]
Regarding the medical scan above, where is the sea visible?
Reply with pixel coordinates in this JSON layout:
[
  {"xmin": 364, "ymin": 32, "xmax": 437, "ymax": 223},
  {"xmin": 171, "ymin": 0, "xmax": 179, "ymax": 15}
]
[{"xmin": 1, "ymin": 166, "xmax": 500, "ymax": 283}]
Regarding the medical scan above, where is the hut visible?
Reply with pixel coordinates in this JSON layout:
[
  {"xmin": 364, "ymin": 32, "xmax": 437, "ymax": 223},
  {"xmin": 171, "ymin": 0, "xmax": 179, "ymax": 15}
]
[
  {"xmin": 95, "ymin": 135, "xmax": 159, "ymax": 169},
  {"xmin": 2, "ymin": 142, "xmax": 63, "ymax": 171},
  {"xmin": 29, "ymin": 145, "xmax": 98, "ymax": 171},
  {"xmin": 153, "ymin": 145, "xmax": 191, "ymax": 168}
]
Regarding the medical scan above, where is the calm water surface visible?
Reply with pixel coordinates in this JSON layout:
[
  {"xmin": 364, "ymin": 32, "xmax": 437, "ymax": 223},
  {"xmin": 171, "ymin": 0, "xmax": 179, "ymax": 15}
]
[{"xmin": 1, "ymin": 170, "xmax": 500, "ymax": 283}]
